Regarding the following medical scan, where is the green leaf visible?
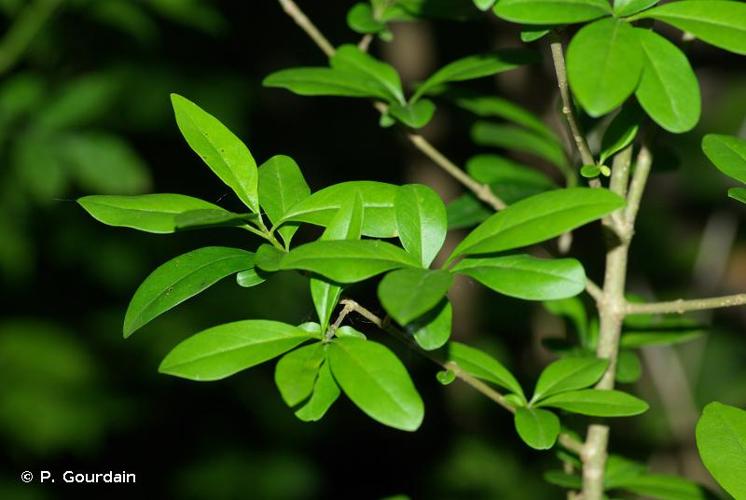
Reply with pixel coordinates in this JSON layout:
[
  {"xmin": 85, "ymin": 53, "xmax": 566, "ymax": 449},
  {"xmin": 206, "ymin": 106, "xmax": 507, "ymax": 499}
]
[
  {"xmin": 388, "ymin": 99, "xmax": 436, "ymax": 128},
  {"xmin": 124, "ymin": 247, "xmax": 256, "ymax": 337},
  {"xmin": 632, "ymin": 1, "xmax": 746, "ymax": 55},
  {"xmin": 413, "ymin": 49, "xmax": 538, "ymax": 101},
  {"xmin": 331, "ymin": 44, "xmax": 405, "ymax": 104},
  {"xmin": 254, "ymin": 244, "xmax": 285, "ymax": 273},
  {"xmin": 378, "ymin": 269, "xmax": 453, "ymax": 325},
  {"xmin": 532, "ymin": 356, "xmax": 609, "ymax": 402},
  {"xmin": 258, "ymin": 155, "xmax": 311, "ymax": 245},
  {"xmin": 78, "ymin": 194, "xmax": 223, "ymax": 234},
  {"xmin": 521, "ymin": 26, "xmax": 551, "ymax": 43},
  {"xmin": 696, "ymin": 402, "xmax": 746, "ymax": 499},
  {"xmin": 543, "ymin": 471, "xmax": 582, "ymax": 489},
  {"xmin": 347, "ymin": 3, "xmax": 386, "ymax": 34},
  {"xmin": 599, "ymin": 103, "xmax": 641, "ymax": 164},
  {"xmin": 448, "ymin": 342, "xmax": 525, "ymax": 399},
  {"xmin": 436, "ymin": 369, "xmax": 456, "ymax": 385},
  {"xmin": 281, "ymin": 181, "xmax": 399, "ymax": 238},
  {"xmin": 454, "ymin": 94, "xmax": 557, "ymax": 140},
  {"xmin": 328, "ymin": 338, "xmax": 424, "ymax": 431},
  {"xmin": 604, "ymin": 454, "xmax": 646, "ymax": 489},
  {"xmin": 236, "ymin": 269, "xmax": 264, "ymax": 288},
  {"xmin": 395, "ymin": 184, "xmax": 447, "ymax": 267},
  {"xmin": 621, "ymin": 315, "xmax": 705, "ymax": 348},
  {"xmin": 581, "ymin": 165, "xmax": 602, "ymax": 178},
  {"xmin": 449, "ymin": 188, "xmax": 624, "ymax": 260},
  {"xmin": 452, "ymin": 254, "xmax": 586, "ymax": 301},
  {"xmin": 613, "ymin": 0, "xmax": 658, "ymax": 18},
  {"xmin": 174, "ymin": 209, "xmax": 256, "ymax": 230},
  {"xmin": 474, "ymin": 0, "xmax": 496, "ymax": 10},
  {"xmin": 270, "ymin": 240, "xmax": 418, "ymax": 283},
  {"xmin": 537, "ymin": 389, "xmax": 649, "ymax": 416},
  {"xmin": 263, "ymin": 67, "xmax": 393, "ymax": 101},
  {"xmin": 614, "ymin": 474, "xmax": 705, "ymax": 500},
  {"xmin": 514, "ymin": 407, "xmax": 560, "ymax": 450},
  {"xmin": 471, "ymin": 122, "xmax": 567, "ymax": 168},
  {"xmin": 729, "ymin": 187, "xmax": 746, "ymax": 204},
  {"xmin": 446, "ymin": 193, "xmax": 492, "ymax": 229},
  {"xmin": 295, "ymin": 362, "xmax": 340, "ymax": 422},
  {"xmin": 275, "ymin": 343, "xmax": 325, "ymax": 407},
  {"xmin": 159, "ymin": 320, "xmax": 314, "ymax": 381},
  {"xmin": 702, "ymin": 134, "xmax": 746, "ymax": 184},
  {"xmin": 171, "ymin": 94, "xmax": 258, "ymax": 212},
  {"xmin": 634, "ymin": 29, "xmax": 700, "ymax": 133},
  {"xmin": 310, "ymin": 193, "xmax": 364, "ymax": 332},
  {"xmin": 544, "ymin": 297, "xmax": 589, "ymax": 347},
  {"xmin": 566, "ymin": 18, "xmax": 643, "ymax": 117},
  {"xmin": 493, "ymin": 0, "xmax": 612, "ymax": 25},
  {"xmin": 467, "ymin": 154, "xmax": 556, "ymax": 191},
  {"xmin": 410, "ymin": 300, "xmax": 452, "ymax": 351}
]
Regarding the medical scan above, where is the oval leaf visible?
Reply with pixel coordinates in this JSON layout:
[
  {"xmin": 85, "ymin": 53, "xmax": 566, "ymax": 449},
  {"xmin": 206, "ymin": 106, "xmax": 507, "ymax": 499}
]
[
  {"xmin": 532, "ymin": 356, "xmax": 609, "ymax": 402},
  {"xmin": 395, "ymin": 184, "xmax": 447, "ymax": 267},
  {"xmin": 452, "ymin": 254, "xmax": 586, "ymax": 301},
  {"xmin": 378, "ymin": 268, "xmax": 453, "ymax": 325},
  {"xmin": 171, "ymin": 94, "xmax": 258, "ymax": 212},
  {"xmin": 537, "ymin": 389, "xmax": 649, "ymax": 416},
  {"xmin": 275, "ymin": 343, "xmax": 325, "ymax": 407},
  {"xmin": 159, "ymin": 320, "xmax": 314, "ymax": 381},
  {"xmin": 295, "ymin": 361, "xmax": 341, "ymax": 422},
  {"xmin": 567, "ymin": 18, "xmax": 643, "ymax": 117},
  {"xmin": 331, "ymin": 44, "xmax": 404, "ymax": 104},
  {"xmin": 702, "ymin": 134, "xmax": 746, "ymax": 184},
  {"xmin": 514, "ymin": 407, "xmax": 560, "ymax": 450},
  {"xmin": 328, "ymin": 338, "xmax": 424, "ymax": 431},
  {"xmin": 263, "ymin": 67, "xmax": 393, "ymax": 101},
  {"xmin": 493, "ymin": 0, "xmax": 612, "ymax": 25},
  {"xmin": 448, "ymin": 342, "xmax": 525, "ymax": 399},
  {"xmin": 258, "ymin": 155, "xmax": 311, "ymax": 245},
  {"xmin": 78, "ymin": 193, "xmax": 223, "ymax": 233},
  {"xmin": 448, "ymin": 188, "xmax": 625, "ymax": 260},
  {"xmin": 696, "ymin": 401, "xmax": 746, "ymax": 499},
  {"xmin": 124, "ymin": 246, "xmax": 256, "ymax": 337},
  {"xmin": 634, "ymin": 29, "xmax": 700, "ymax": 133},
  {"xmin": 410, "ymin": 299, "xmax": 452, "ymax": 351}
]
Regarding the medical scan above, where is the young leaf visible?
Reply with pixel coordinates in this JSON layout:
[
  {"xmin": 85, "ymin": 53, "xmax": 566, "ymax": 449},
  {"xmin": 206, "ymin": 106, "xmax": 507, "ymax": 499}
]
[
  {"xmin": 632, "ymin": 1, "xmax": 746, "ymax": 55},
  {"xmin": 395, "ymin": 184, "xmax": 447, "ymax": 267},
  {"xmin": 613, "ymin": 0, "xmax": 658, "ymax": 18},
  {"xmin": 236, "ymin": 269, "xmax": 264, "ymax": 288},
  {"xmin": 493, "ymin": 0, "xmax": 612, "ymax": 25},
  {"xmin": 254, "ymin": 244, "xmax": 285, "ymax": 273},
  {"xmin": 271, "ymin": 240, "xmax": 418, "ymax": 283},
  {"xmin": 258, "ymin": 155, "xmax": 311, "ymax": 245},
  {"xmin": 448, "ymin": 342, "xmax": 525, "ymax": 399},
  {"xmin": 281, "ymin": 181, "xmax": 399, "ymax": 238},
  {"xmin": 634, "ymin": 29, "xmax": 700, "ymax": 133},
  {"xmin": 310, "ymin": 193, "xmax": 364, "ymax": 332},
  {"xmin": 599, "ymin": 103, "xmax": 641, "ymax": 164},
  {"xmin": 159, "ymin": 320, "xmax": 314, "ymax": 381},
  {"xmin": 347, "ymin": 3, "xmax": 386, "ymax": 34},
  {"xmin": 521, "ymin": 26, "xmax": 551, "ymax": 43},
  {"xmin": 331, "ymin": 44, "xmax": 405, "ymax": 104},
  {"xmin": 388, "ymin": 99, "xmax": 436, "ymax": 128},
  {"xmin": 537, "ymin": 389, "xmax": 649, "ymax": 416},
  {"xmin": 514, "ymin": 407, "xmax": 560, "ymax": 450},
  {"xmin": 471, "ymin": 122, "xmax": 567, "ymax": 168},
  {"xmin": 263, "ymin": 67, "xmax": 393, "ymax": 101},
  {"xmin": 410, "ymin": 299, "xmax": 452, "ymax": 351},
  {"xmin": 702, "ymin": 134, "xmax": 746, "ymax": 184},
  {"xmin": 78, "ymin": 194, "xmax": 223, "ymax": 233},
  {"xmin": 448, "ymin": 188, "xmax": 625, "ymax": 260},
  {"xmin": 452, "ymin": 254, "xmax": 586, "ymax": 301},
  {"xmin": 328, "ymin": 338, "xmax": 424, "ymax": 431},
  {"xmin": 413, "ymin": 49, "xmax": 538, "ymax": 101},
  {"xmin": 124, "ymin": 247, "xmax": 256, "ymax": 337},
  {"xmin": 295, "ymin": 362, "xmax": 340, "ymax": 422},
  {"xmin": 531, "ymin": 356, "xmax": 609, "ymax": 402},
  {"xmin": 696, "ymin": 402, "xmax": 746, "ymax": 499},
  {"xmin": 566, "ymin": 18, "xmax": 643, "ymax": 118},
  {"xmin": 474, "ymin": 0, "xmax": 496, "ymax": 11},
  {"xmin": 171, "ymin": 94, "xmax": 259, "ymax": 212},
  {"xmin": 275, "ymin": 343, "xmax": 325, "ymax": 407},
  {"xmin": 378, "ymin": 269, "xmax": 453, "ymax": 325}
]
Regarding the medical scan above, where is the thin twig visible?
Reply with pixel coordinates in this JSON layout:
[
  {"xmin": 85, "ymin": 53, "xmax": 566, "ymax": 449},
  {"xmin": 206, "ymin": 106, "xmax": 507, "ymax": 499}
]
[
  {"xmin": 277, "ymin": 0, "xmax": 335, "ymax": 57},
  {"xmin": 548, "ymin": 35, "xmax": 595, "ymax": 168},
  {"xmin": 625, "ymin": 294, "xmax": 746, "ymax": 315},
  {"xmin": 585, "ymin": 279, "xmax": 604, "ymax": 304},
  {"xmin": 276, "ymin": 0, "xmax": 507, "ymax": 211},
  {"xmin": 623, "ymin": 144, "xmax": 652, "ymax": 227},
  {"xmin": 338, "ymin": 299, "xmax": 585, "ymax": 451},
  {"xmin": 358, "ymin": 34, "xmax": 373, "ymax": 52}
]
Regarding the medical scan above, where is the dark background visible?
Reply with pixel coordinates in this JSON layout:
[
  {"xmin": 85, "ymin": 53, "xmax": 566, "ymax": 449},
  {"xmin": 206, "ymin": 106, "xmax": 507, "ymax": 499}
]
[{"xmin": 1, "ymin": 1, "xmax": 745, "ymax": 498}]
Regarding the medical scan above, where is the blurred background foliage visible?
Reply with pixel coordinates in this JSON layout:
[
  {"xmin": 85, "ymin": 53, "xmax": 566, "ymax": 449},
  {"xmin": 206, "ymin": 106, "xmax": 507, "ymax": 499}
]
[{"xmin": 0, "ymin": 0, "xmax": 744, "ymax": 498}]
